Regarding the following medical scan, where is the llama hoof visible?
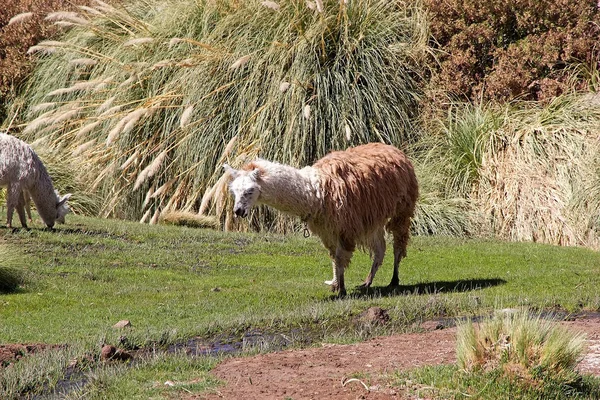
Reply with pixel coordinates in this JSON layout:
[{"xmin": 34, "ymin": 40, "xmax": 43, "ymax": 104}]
[{"xmin": 387, "ymin": 280, "xmax": 400, "ymax": 288}]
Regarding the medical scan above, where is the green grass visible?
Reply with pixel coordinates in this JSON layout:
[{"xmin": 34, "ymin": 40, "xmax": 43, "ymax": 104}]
[
  {"xmin": 69, "ymin": 352, "xmax": 220, "ymax": 399},
  {"xmin": 1, "ymin": 215, "xmax": 600, "ymax": 397},
  {"xmin": 394, "ymin": 364, "xmax": 600, "ymax": 399},
  {"xmin": 2, "ymin": 216, "xmax": 599, "ymax": 344}
]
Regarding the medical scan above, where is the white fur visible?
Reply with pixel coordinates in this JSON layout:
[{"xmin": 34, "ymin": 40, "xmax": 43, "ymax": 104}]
[
  {"xmin": 0, "ymin": 133, "xmax": 71, "ymax": 229},
  {"xmin": 225, "ymin": 160, "xmax": 321, "ymax": 220}
]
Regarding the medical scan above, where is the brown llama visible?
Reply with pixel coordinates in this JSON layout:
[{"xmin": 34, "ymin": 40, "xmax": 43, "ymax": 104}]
[{"xmin": 224, "ymin": 143, "xmax": 419, "ymax": 296}]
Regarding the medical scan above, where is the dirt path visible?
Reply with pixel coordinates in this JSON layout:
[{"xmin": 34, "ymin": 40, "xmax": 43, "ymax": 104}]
[{"xmin": 201, "ymin": 315, "xmax": 600, "ymax": 400}]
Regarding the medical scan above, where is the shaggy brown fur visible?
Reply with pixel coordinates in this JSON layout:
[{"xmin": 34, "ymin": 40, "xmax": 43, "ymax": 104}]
[
  {"xmin": 309, "ymin": 143, "xmax": 418, "ymax": 294},
  {"xmin": 225, "ymin": 143, "xmax": 418, "ymax": 296}
]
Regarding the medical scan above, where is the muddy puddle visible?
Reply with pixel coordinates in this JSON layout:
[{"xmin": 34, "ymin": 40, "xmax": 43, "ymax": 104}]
[{"xmin": 31, "ymin": 328, "xmax": 313, "ymax": 399}]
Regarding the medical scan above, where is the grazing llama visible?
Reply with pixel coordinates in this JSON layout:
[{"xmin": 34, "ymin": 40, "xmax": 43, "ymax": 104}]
[
  {"xmin": 0, "ymin": 133, "xmax": 71, "ymax": 229},
  {"xmin": 224, "ymin": 143, "xmax": 418, "ymax": 296}
]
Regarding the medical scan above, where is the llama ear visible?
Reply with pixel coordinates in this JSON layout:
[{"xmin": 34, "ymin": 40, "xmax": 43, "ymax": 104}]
[
  {"xmin": 249, "ymin": 168, "xmax": 261, "ymax": 180},
  {"xmin": 57, "ymin": 193, "xmax": 72, "ymax": 207},
  {"xmin": 223, "ymin": 163, "xmax": 238, "ymax": 179}
]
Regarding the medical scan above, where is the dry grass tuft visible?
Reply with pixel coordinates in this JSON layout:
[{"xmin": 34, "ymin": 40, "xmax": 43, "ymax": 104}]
[
  {"xmin": 159, "ymin": 211, "xmax": 219, "ymax": 229},
  {"xmin": 456, "ymin": 310, "xmax": 586, "ymax": 386}
]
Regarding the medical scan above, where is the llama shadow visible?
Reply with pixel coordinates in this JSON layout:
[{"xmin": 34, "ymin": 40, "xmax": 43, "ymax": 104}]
[{"xmin": 338, "ymin": 278, "xmax": 507, "ymax": 299}]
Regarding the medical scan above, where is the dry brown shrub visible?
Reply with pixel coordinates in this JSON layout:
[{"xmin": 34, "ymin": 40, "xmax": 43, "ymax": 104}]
[
  {"xmin": 473, "ymin": 97, "xmax": 600, "ymax": 248},
  {"xmin": 0, "ymin": 0, "xmax": 96, "ymax": 122},
  {"xmin": 425, "ymin": 0, "xmax": 600, "ymax": 103}
]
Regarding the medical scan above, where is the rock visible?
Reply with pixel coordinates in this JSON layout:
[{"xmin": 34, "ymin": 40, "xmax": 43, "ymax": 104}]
[
  {"xmin": 100, "ymin": 345, "xmax": 133, "ymax": 362},
  {"xmin": 100, "ymin": 345, "xmax": 117, "ymax": 360},
  {"xmin": 113, "ymin": 320, "xmax": 132, "ymax": 329},
  {"xmin": 360, "ymin": 307, "xmax": 390, "ymax": 325}
]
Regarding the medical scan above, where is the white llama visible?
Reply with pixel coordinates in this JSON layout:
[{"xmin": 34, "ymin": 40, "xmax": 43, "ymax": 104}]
[
  {"xmin": 0, "ymin": 133, "xmax": 71, "ymax": 229},
  {"xmin": 224, "ymin": 143, "xmax": 418, "ymax": 296}
]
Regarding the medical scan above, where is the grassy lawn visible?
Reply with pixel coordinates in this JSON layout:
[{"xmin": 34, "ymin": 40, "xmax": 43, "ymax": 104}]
[{"xmin": 1, "ymin": 215, "xmax": 599, "ymax": 398}]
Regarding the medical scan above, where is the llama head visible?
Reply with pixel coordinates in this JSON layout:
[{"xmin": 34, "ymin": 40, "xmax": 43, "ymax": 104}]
[
  {"xmin": 55, "ymin": 193, "xmax": 72, "ymax": 225},
  {"xmin": 223, "ymin": 164, "xmax": 261, "ymax": 218}
]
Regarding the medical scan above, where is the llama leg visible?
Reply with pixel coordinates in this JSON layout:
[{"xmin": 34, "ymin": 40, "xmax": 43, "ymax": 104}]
[
  {"xmin": 16, "ymin": 203, "xmax": 28, "ymax": 229},
  {"xmin": 361, "ymin": 228, "xmax": 386, "ymax": 288},
  {"xmin": 6, "ymin": 184, "xmax": 25, "ymax": 229},
  {"xmin": 390, "ymin": 216, "xmax": 411, "ymax": 287},
  {"xmin": 24, "ymin": 191, "xmax": 32, "ymax": 223},
  {"xmin": 332, "ymin": 246, "xmax": 353, "ymax": 296},
  {"xmin": 318, "ymin": 237, "xmax": 338, "ymax": 286}
]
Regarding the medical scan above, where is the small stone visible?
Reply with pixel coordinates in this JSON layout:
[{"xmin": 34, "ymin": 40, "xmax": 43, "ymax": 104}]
[
  {"xmin": 100, "ymin": 345, "xmax": 117, "ymax": 360},
  {"xmin": 211, "ymin": 287, "xmax": 221, "ymax": 292},
  {"xmin": 100, "ymin": 344, "xmax": 133, "ymax": 362},
  {"xmin": 360, "ymin": 307, "xmax": 390, "ymax": 325},
  {"xmin": 113, "ymin": 320, "xmax": 132, "ymax": 329}
]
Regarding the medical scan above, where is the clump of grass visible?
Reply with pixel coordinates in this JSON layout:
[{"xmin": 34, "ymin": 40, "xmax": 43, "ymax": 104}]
[
  {"xmin": 0, "ymin": 267, "xmax": 24, "ymax": 293},
  {"xmin": 0, "ymin": 247, "xmax": 25, "ymax": 293},
  {"xmin": 456, "ymin": 310, "xmax": 586, "ymax": 387},
  {"xmin": 415, "ymin": 93, "xmax": 600, "ymax": 247},
  {"xmin": 11, "ymin": 0, "xmax": 431, "ymax": 230},
  {"xmin": 158, "ymin": 211, "xmax": 219, "ymax": 229}
]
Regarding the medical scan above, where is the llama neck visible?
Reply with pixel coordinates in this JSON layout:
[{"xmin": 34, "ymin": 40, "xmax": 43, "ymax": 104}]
[
  {"xmin": 256, "ymin": 161, "xmax": 321, "ymax": 221},
  {"xmin": 27, "ymin": 164, "xmax": 58, "ymax": 224}
]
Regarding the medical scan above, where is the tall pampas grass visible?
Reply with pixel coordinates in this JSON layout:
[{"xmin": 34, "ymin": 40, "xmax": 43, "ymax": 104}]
[{"xmin": 14, "ymin": 0, "xmax": 430, "ymax": 229}]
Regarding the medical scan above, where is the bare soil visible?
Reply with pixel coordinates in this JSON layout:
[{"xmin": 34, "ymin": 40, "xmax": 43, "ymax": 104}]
[{"xmin": 200, "ymin": 314, "xmax": 600, "ymax": 400}]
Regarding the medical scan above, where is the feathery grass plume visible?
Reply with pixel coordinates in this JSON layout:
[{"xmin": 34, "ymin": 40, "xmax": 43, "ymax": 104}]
[
  {"xmin": 8, "ymin": 12, "xmax": 34, "ymax": 26},
  {"xmin": 168, "ymin": 38, "xmax": 185, "ymax": 47},
  {"xmin": 78, "ymin": 5, "xmax": 104, "ymax": 16},
  {"xmin": 23, "ymin": 110, "xmax": 55, "ymax": 134},
  {"xmin": 151, "ymin": 177, "xmax": 177, "ymax": 199},
  {"xmin": 76, "ymin": 120, "xmax": 102, "ymax": 138},
  {"xmin": 73, "ymin": 139, "xmax": 97, "ymax": 156},
  {"xmin": 69, "ymin": 58, "xmax": 98, "ymax": 66},
  {"xmin": 52, "ymin": 108, "xmax": 80, "ymax": 124},
  {"xmin": 15, "ymin": 0, "xmax": 430, "ymax": 228},
  {"xmin": 221, "ymin": 135, "xmax": 238, "ymax": 160},
  {"xmin": 139, "ymin": 208, "xmax": 152, "ymax": 223},
  {"xmin": 279, "ymin": 81, "xmax": 290, "ymax": 92},
  {"xmin": 315, "ymin": 0, "xmax": 324, "ymax": 12},
  {"xmin": 261, "ymin": 1, "xmax": 281, "ymax": 11},
  {"xmin": 229, "ymin": 55, "xmax": 251, "ymax": 70},
  {"xmin": 45, "ymin": 11, "xmax": 80, "ymax": 22},
  {"xmin": 159, "ymin": 211, "xmax": 219, "ymax": 229},
  {"xmin": 27, "ymin": 40, "xmax": 66, "ymax": 55},
  {"xmin": 106, "ymin": 119, "xmax": 127, "ymax": 146},
  {"xmin": 134, "ymin": 150, "xmax": 168, "ymax": 190},
  {"xmin": 303, "ymin": 104, "xmax": 311, "ymax": 119},
  {"xmin": 150, "ymin": 208, "xmax": 161, "ymax": 224},
  {"xmin": 98, "ymin": 104, "xmax": 122, "ymax": 117},
  {"xmin": 121, "ymin": 108, "xmax": 149, "ymax": 134},
  {"xmin": 456, "ymin": 310, "xmax": 586, "ymax": 386},
  {"xmin": 96, "ymin": 96, "xmax": 117, "ymax": 114},
  {"xmin": 142, "ymin": 184, "xmax": 155, "ymax": 209},
  {"xmin": 31, "ymin": 102, "xmax": 56, "ymax": 113},
  {"xmin": 119, "ymin": 151, "xmax": 139, "ymax": 170},
  {"xmin": 123, "ymin": 37, "xmax": 154, "ymax": 47},
  {"xmin": 179, "ymin": 105, "xmax": 194, "ymax": 128}
]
